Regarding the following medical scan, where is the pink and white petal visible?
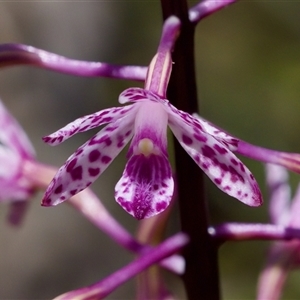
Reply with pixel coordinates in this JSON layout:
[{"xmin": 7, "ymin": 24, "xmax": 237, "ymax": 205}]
[
  {"xmin": 43, "ymin": 104, "xmax": 136, "ymax": 146},
  {"xmin": 115, "ymin": 154, "xmax": 173, "ymax": 220},
  {"xmin": 168, "ymin": 117, "xmax": 262, "ymax": 206},
  {"xmin": 0, "ymin": 100, "xmax": 35, "ymax": 159},
  {"xmin": 192, "ymin": 113, "xmax": 239, "ymax": 151},
  {"xmin": 119, "ymin": 87, "xmax": 164, "ymax": 105},
  {"xmin": 42, "ymin": 117, "xmax": 134, "ymax": 206},
  {"xmin": 164, "ymin": 101, "xmax": 238, "ymax": 151}
]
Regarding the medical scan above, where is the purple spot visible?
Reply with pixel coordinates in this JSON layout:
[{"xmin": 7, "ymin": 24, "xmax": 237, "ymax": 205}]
[
  {"xmin": 193, "ymin": 133, "xmax": 207, "ymax": 143},
  {"xmin": 54, "ymin": 184, "xmax": 63, "ymax": 194},
  {"xmin": 194, "ymin": 155, "xmax": 200, "ymax": 163},
  {"xmin": 162, "ymin": 182, "xmax": 168, "ymax": 188},
  {"xmin": 43, "ymin": 198, "xmax": 52, "ymax": 205},
  {"xmin": 101, "ymin": 155, "xmax": 112, "ymax": 164},
  {"xmin": 91, "ymin": 116, "xmax": 102, "ymax": 124},
  {"xmin": 214, "ymin": 178, "xmax": 222, "ymax": 185},
  {"xmin": 117, "ymin": 139, "xmax": 125, "ymax": 148},
  {"xmin": 89, "ymin": 135, "xmax": 111, "ymax": 146},
  {"xmin": 105, "ymin": 125, "xmax": 118, "ymax": 132},
  {"xmin": 88, "ymin": 167, "xmax": 100, "ymax": 176},
  {"xmin": 71, "ymin": 166, "xmax": 83, "ymax": 180},
  {"xmin": 121, "ymin": 108, "xmax": 131, "ymax": 114},
  {"xmin": 76, "ymin": 148, "xmax": 84, "ymax": 156},
  {"xmin": 239, "ymin": 162, "xmax": 245, "ymax": 173},
  {"xmin": 182, "ymin": 134, "xmax": 193, "ymax": 145},
  {"xmin": 192, "ymin": 121, "xmax": 203, "ymax": 131},
  {"xmin": 219, "ymin": 162, "xmax": 229, "ymax": 172},
  {"xmin": 66, "ymin": 158, "xmax": 77, "ymax": 173},
  {"xmin": 70, "ymin": 189, "xmax": 77, "ymax": 195},
  {"xmin": 202, "ymin": 145, "xmax": 216, "ymax": 158},
  {"xmin": 118, "ymin": 198, "xmax": 132, "ymax": 213},
  {"xmin": 156, "ymin": 201, "xmax": 167, "ymax": 212},
  {"xmin": 80, "ymin": 125, "xmax": 89, "ymax": 132},
  {"xmin": 102, "ymin": 117, "xmax": 113, "ymax": 123},
  {"xmin": 122, "ymin": 187, "xmax": 129, "ymax": 193},
  {"xmin": 214, "ymin": 144, "xmax": 227, "ymax": 154},
  {"xmin": 60, "ymin": 196, "xmax": 66, "ymax": 200},
  {"xmin": 224, "ymin": 186, "xmax": 231, "ymax": 191},
  {"xmin": 89, "ymin": 149, "xmax": 101, "ymax": 162},
  {"xmin": 250, "ymin": 174, "xmax": 255, "ymax": 181},
  {"xmin": 153, "ymin": 184, "xmax": 159, "ymax": 190},
  {"xmin": 230, "ymin": 158, "xmax": 238, "ymax": 165},
  {"xmin": 201, "ymin": 162, "xmax": 209, "ymax": 170},
  {"xmin": 229, "ymin": 166, "xmax": 244, "ymax": 183}
]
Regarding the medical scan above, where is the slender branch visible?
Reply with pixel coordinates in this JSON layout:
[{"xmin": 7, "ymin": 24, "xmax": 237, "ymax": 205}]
[
  {"xmin": 209, "ymin": 223, "xmax": 300, "ymax": 243},
  {"xmin": 54, "ymin": 233, "xmax": 189, "ymax": 300},
  {"xmin": 22, "ymin": 160, "xmax": 184, "ymax": 275},
  {"xmin": 160, "ymin": 1, "xmax": 220, "ymax": 299},
  {"xmin": 0, "ymin": 43, "xmax": 147, "ymax": 81}
]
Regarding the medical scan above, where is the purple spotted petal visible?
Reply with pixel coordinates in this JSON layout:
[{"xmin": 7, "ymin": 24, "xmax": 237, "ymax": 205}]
[
  {"xmin": 115, "ymin": 153, "xmax": 173, "ymax": 220},
  {"xmin": 42, "ymin": 116, "xmax": 134, "ymax": 206},
  {"xmin": 43, "ymin": 104, "xmax": 136, "ymax": 146},
  {"xmin": 119, "ymin": 87, "xmax": 164, "ymax": 105},
  {"xmin": 192, "ymin": 113, "xmax": 239, "ymax": 151},
  {"xmin": 168, "ymin": 112, "xmax": 262, "ymax": 206}
]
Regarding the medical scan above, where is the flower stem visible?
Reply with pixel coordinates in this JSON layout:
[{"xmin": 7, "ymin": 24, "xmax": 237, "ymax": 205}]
[{"xmin": 160, "ymin": 0, "xmax": 220, "ymax": 299}]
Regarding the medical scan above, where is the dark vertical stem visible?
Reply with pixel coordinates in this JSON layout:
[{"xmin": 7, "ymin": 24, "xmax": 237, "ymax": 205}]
[{"xmin": 160, "ymin": 1, "xmax": 220, "ymax": 299}]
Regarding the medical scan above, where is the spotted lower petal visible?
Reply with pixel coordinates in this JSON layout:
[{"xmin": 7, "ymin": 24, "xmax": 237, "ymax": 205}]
[
  {"xmin": 43, "ymin": 104, "xmax": 136, "ymax": 146},
  {"xmin": 115, "ymin": 154, "xmax": 173, "ymax": 220},
  {"xmin": 168, "ymin": 114, "xmax": 262, "ymax": 206},
  {"xmin": 42, "ymin": 116, "xmax": 134, "ymax": 206}
]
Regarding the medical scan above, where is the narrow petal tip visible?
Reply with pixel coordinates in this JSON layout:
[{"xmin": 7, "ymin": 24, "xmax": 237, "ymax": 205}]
[{"xmin": 42, "ymin": 135, "xmax": 64, "ymax": 146}]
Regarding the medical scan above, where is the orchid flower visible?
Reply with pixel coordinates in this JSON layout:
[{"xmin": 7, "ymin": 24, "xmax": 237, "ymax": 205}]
[
  {"xmin": 256, "ymin": 164, "xmax": 300, "ymax": 300},
  {"xmin": 42, "ymin": 16, "xmax": 262, "ymax": 220},
  {"xmin": 0, "ymin": 100, "xmax": 36, "ymax": 224},
  {"xmin": 0, "ymin": 100, "xmax": 183, "ymax": 273}
]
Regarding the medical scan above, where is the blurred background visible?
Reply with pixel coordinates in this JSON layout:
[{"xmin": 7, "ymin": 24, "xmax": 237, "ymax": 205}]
[{"xmin": 0, "ymin": 1, "xmax": 300, "ymax": 299}]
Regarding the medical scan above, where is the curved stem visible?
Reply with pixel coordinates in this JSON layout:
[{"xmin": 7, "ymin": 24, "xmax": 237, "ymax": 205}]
[
  {"xmin": 22, "ymin": 160, "xmax": 184, "ymax": 274},
  {"xmin": 209, "ymin": 223, "xmax": 300, "ymax": 243},
  {"xmin": 0, "ymin": 43, "xmax": 147, "ymax": 81}
]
